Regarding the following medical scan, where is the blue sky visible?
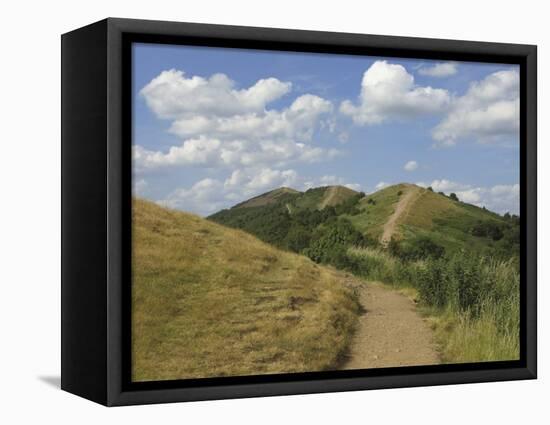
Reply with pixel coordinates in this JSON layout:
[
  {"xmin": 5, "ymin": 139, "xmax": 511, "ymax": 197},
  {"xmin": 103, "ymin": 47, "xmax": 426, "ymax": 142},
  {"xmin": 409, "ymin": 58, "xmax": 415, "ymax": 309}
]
[{"xmin": 132, "ymin": 43, "xmax": 520, "ymax": 216}]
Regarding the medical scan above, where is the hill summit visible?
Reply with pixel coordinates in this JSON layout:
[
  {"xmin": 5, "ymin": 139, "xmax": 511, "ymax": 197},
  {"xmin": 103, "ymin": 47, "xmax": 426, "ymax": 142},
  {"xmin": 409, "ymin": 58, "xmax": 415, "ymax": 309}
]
[
  {"xmin": 209, "ymin": 183, "xmax": 519, "ymax": 261},
  {"xmin": 230, "ymin": 185, "xmax": 360, "ymax": 212}
]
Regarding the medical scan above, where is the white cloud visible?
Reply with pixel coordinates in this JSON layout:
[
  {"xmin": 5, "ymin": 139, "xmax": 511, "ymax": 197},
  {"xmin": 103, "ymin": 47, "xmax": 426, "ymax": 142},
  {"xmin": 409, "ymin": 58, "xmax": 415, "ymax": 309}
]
[
  {"xmin": 404, "ymin": 160, "xmax": 418, "ymax": 171},
  {"xmin": 340, "ymin": 60, "xmax": 450, "ymax": 125},
  {"xmin": 418, "ymin": 62, "xmax": 458, "ymax": 78},
  {"xmin": 136, "ymin": 69, "xmax": 339, "ymax": 171},
  {"xmin": 421, "ymin": 179, "xmax": 519, "ymax": 214},
  {"xmin": 158, "ymin": 178, "xmax": 227, "ymax": 216},
  {"xmin": 344, "ymin": 183, "xmax": 362, "ymax": 192},
  {"xmin": 133, "ymin": 136, "xmax": 339, "ymax": 170},
  {"xmin": 338, "ymin": 131, "xmax": 349, "ymax": 144},
  {"xmin": 428, "ymin": 179, "xmax": 470, "ymax": 193},
  {"xmin": 168, "ymin": 93, "xmax": 332, "ymax": 141},
  {"xmin": 140, "ymin": 69, "xmax": 291, "ymax": 119},
  {"xmin": 133, "ymin": 178, "xmax": 148, "ymax": 196},
  {"xmin": 317, "ymin": 175, "xmax": 362, "ymax": 191},
  {"xmin": 375, "ymin": 181, "xmax": 390, "ymax": 190},
  {"xmin": 432, "ymin": 69, "xmax": 519, "ymax": 146}
]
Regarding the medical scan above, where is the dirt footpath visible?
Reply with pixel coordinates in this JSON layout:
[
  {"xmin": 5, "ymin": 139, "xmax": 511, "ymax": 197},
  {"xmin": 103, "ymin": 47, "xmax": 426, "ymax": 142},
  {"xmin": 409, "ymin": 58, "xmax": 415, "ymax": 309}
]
[
  {"xmin": 380, "ymin": 185, "xmax": 421, "ymax": 246},
  {"xmin": 342, "ymin": 282, "xmax": 439, "ymax": 370}
]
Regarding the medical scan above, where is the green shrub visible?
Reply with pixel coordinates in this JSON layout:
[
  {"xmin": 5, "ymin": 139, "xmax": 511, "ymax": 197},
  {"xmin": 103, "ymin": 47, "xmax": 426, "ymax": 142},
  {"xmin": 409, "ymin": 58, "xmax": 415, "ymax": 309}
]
[
  {"xmin": 471, "ymin": 221, "xmax": 504, "ymax": 241},
  {"xmin": 388, "ymin": 236, "xmax": 445, "ymax": 261}
]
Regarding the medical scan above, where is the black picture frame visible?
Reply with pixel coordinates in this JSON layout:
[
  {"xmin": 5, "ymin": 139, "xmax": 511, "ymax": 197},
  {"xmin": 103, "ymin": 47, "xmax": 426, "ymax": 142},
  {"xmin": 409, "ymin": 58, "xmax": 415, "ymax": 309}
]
[{"xmin": 61, "ymin": 17, "xmax": 537, "ymax": 406}]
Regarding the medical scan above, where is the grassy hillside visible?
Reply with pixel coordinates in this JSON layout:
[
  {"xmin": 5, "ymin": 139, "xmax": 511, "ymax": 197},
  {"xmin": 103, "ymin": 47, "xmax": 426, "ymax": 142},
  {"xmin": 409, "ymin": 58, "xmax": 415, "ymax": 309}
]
[
  {"xmin": 132, "ymin": 198, "xmax": 361, "ymax": 381},
  {"xmin": 293, "ymin": 185, "xmax": 359, "ymax": 211},
  {"xmin": 347, "ymin": 184, "xmax": 518, "ymax": 258},
  {"xmin": 210, "ymin": 183, "xmax": 518, "ymax": 266},
  {"xmin": 234, "ymin": 187, "xmax": 300, "ymax": 209},
  {"xmin": 347, "ymin": 183, "xmax": 412, "ymax": 240},
  {"xmin": 208, "ymin": 183, "xmax": 520, "ymax": 365}
]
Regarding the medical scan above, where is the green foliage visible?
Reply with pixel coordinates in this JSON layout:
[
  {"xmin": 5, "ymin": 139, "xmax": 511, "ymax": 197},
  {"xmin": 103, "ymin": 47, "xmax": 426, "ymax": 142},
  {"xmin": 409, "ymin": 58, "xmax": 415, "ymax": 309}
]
[
  {"xmin": 334, "ymin": 193, "xmax": 364, "ymax": 216},
  {"xmin": 388, "ymin": 236, "xmax": 445, "ymax": 261},
  {"xmin": 209, "ymin": 203, "xmax": 292, "ymax": 248},
  {"xmin": 449, "ymin": 193, "xmax": 459, "ymax": 201},
  {"xmin": 346, "ymin": 246, "xmax": 520, "ymax": 362},
  {"xmin": 416, "ymin": 253, "xmax": 519, "ymax": 326},
  {"xmin": 304, "ymin": 218, "xmax": 370, "ymax": 269},
  {"xmin": 211, "ymin": 191, "xmax": 375, "ymax": 270},
  {"xmin": 284, "ymin": 224, "xmax": 311, "ymax": 252},
  {"xmin": 427, "ymin": 186, "xmax": 434, "ymax": 192},
  {"xmin": 471, "ymin": 220, "xmax": 504, "ymax": 241}
]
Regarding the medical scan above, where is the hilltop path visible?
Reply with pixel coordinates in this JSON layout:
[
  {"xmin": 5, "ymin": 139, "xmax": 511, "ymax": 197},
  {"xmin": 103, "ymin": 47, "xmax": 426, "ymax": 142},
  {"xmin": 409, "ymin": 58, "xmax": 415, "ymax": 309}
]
[
  {"xmin": 380, "ymin": 185, "xmax": 421, "ymax": 246},
  {"xmin": 319, "ymin": 186, "xmax": 339, "ymax": 209},
  {"xmin": 342, "ymin": 281, "xmax": 439, "ymax": 370}
]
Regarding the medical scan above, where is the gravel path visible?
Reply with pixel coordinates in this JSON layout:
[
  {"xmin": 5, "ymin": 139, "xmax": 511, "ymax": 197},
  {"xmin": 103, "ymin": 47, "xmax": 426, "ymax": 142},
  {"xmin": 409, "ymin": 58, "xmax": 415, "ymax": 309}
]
[{"xmin": 342, "ymin": 281, "xmax": 439, "ymax": 370}]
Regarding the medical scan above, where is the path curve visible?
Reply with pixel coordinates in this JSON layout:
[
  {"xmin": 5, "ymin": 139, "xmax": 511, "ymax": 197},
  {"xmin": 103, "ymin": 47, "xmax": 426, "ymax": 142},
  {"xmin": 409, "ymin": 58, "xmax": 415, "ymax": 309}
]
[
  {"xmin": 342, "ymin": 281, "xmax": 439, "ymax": 370},
  {"xmin": 380, "ymin": 186, "xmax": 420, "ymax": 246}
]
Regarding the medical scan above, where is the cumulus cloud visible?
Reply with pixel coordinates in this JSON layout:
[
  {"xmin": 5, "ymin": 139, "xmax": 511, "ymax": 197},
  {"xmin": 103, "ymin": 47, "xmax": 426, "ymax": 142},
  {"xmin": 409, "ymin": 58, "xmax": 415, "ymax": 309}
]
[
  {"xmin": 133, "ymin": 136, "xmax": 339, "ymax": 170},
  {"xmin": 418, "ymin": 179, "xmax": 519, "ymax": 214},
  {"xmin": 140, "ymin": 69, "xmax": 291, "ymax": 119},
  {"xmin": 432, "ymin": 69, "xmax": 520, "ymax": 146},
  {"xmin": 418, "ymin": 62, "xmax": 458, "ymax": 77},
  {"xmin": 158, "ymin": 178, "xmax": 227, "ymax": 216},
  {"xmin": 136, "ymin": 69, "xmax": 338, "ymax": 171},
  {"xmin": 167, "ymin": 93, "xmax": 332, "ymax": 141},
  {"xmin": 404, "ymin": 160, "xmax": 418, "ymax": 171},
  {"xmin": 340, "ymin": 60, "xmax": 450, "ymax": 125}
]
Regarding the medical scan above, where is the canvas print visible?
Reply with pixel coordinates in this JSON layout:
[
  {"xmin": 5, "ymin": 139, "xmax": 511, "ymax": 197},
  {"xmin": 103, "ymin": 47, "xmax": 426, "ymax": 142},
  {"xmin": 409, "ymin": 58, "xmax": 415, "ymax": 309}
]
[{"xmin": 131, "ymin": 43, "xmax": 520, "ymax": 382}]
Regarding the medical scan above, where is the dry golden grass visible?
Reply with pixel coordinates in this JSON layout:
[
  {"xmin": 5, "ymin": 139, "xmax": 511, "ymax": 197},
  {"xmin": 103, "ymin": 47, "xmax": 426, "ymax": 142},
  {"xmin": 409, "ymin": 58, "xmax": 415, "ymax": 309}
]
[
  {"xmin": 425, "ymin": 306, "xmax": 520, "ymax": 363},
  {"xmin": 132, "ymin": 198, "xmax": 361, "ymax": 381},
  {"xmin": 403, "ymin": 188, "xmax": 458, "ymax": 230}
]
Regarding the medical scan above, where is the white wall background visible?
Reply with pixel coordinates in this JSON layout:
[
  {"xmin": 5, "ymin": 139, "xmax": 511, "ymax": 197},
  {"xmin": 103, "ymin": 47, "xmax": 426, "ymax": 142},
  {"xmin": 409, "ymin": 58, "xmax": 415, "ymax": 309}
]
[{"xmin": 0, "ymin": 0, "xmax": 546, "ymax": 422}]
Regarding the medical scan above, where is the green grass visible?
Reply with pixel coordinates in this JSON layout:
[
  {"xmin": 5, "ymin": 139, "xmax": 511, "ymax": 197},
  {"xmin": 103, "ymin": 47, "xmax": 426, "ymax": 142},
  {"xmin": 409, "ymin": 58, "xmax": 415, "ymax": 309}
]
[
  {"xmin": 288, "ymin": 185, "xmax": 358, "ymax": 211},
  {"xmin": 233, "ymin": 187, "xmax": 300, "ymax": 209},
  {"xmin": 397, "ymin": 188, "xmax": 514, "ymax": 256},
  {"xmin": 347, "ymin": 184, "xmax": 408, "ymax": 239},
  {"xmin": 426, "ymin": 303, "xmax": 520, "ymax": 363},
  {"xmin": 346, "ymin": 246, "xmax": 519, "ymax": 363},
  {"xmin": 132, "ymin": 198, "xmax": 361, "ymax": 381}
]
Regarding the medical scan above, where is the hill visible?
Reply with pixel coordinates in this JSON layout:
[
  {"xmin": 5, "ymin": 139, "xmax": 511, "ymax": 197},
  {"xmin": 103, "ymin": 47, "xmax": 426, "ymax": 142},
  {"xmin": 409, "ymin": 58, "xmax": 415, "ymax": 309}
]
[
  {"xmin": 209, "ymin": 183, "xmax": 519, "ymax": 265},
  {"xmin": 208, "ymin": 183, "xmax": 520, "ymax": 365},
  {"xmin": 233, "ymin": 187, "xmax": 300, "ymax": 209},
  {"xmin": 132, "ymin": 198, "xmax": 361, "ymax": 381},
  {"xmin": 347, "ymin": 183, "xmax": 519, "ymax": 258}
]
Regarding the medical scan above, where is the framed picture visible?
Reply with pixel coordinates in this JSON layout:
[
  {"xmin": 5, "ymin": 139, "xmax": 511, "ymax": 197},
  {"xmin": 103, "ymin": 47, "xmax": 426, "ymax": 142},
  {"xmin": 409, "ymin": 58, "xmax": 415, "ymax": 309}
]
[{"xmin": 61, "ymin": 18, "xmax": 537, "ymax": 406}]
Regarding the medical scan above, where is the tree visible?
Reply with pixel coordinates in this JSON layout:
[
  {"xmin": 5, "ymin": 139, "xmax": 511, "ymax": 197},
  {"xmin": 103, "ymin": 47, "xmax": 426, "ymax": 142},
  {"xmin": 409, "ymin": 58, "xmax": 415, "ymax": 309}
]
[
  {"xmin": 427, "ymin": 186, "xmax": 434, "ymax": 192},
  {"xmin": 449, "ymin": 193, "xmax": 459, "ymax": 202},
  {"xmin": 285, "ymin": 224, "xmax": 311, "ymax": 252}
]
